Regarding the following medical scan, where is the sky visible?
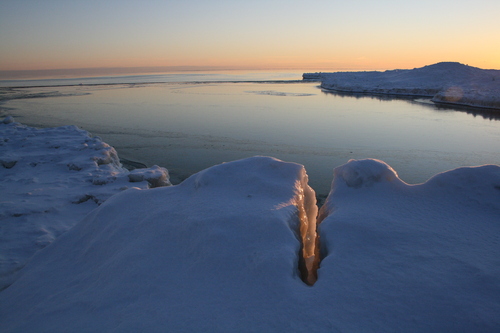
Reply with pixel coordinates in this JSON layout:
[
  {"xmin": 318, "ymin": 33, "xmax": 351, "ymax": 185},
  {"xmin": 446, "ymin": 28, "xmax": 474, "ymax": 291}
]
[{"xmin": 0, "ymin": 0, "xmax": 499, "ymax": 76}]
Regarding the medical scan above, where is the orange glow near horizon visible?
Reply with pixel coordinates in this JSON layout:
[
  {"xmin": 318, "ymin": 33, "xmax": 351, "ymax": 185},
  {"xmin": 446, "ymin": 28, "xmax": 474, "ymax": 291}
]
[
  {"xmin": 1, "ymin": 1, "xmax": 499, "ymax": 75},
  {"xmin": 2, "ymin": 51, "xmax": 499, "ymax": 72},
  {"xmin": 1, "ymin": 42, "xmax": 498, "ymax": 74}
]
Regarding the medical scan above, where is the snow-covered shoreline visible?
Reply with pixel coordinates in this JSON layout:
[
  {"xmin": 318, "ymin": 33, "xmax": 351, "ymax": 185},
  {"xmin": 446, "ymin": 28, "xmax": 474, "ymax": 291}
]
[
  {"xmin": 304, "ymin": 62, "xmax": 500, "ymax": 110},
  {"xmin": 0, "ymin": 117, "xmax": 170, "ymax": 290},
  {"xmin": 1, "ymin": 118, "xmax": 499, "ymax": 331}
]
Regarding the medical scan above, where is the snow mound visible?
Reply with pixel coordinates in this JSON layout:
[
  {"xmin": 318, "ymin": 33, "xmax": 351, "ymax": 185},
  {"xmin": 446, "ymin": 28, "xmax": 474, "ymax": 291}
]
[
  {"xmin": 305, "ymin": 62, "xmax": 500, "ymax": 109},
  {"xmin": 128, "ymin": 165, "xmax": 170, "ymax": 188},
  {"xmin": 317, "ymin": 159, "xmax": 500, "ymax": 331},
  {"xmin": 1, "ymin": 156, "xmax": 499, "ymax": 332},
  {"xmin": 2, "ymin": 116, "xmax": 14, "ymax": 124},
  {"xmin": 332, "ymin": 158, "xmax": 402, "ymax": 188},
  {"xmin": 0, "ymin": 118, "xmax": 170, "ymax": 290},
  {"xmin": 0, "ymin": 156, "xmax": 319, "ymax": 332}
]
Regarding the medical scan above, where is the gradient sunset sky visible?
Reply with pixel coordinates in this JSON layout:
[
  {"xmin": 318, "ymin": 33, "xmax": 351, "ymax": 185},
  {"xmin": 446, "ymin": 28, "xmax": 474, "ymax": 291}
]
[{"xmin": 1, "ymin": 0, "xmax": 499, "ymax": 74}]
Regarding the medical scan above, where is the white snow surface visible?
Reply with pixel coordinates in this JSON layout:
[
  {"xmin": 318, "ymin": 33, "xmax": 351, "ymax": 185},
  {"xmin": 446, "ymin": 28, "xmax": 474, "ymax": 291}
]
[
  {"xmin": 1, "ymin": 120, "xmax": 499, "ymax": 332},
  {"xmin": 305, "ymin": 62, "xmax": 500, "ymax": 109},
  {"xmin": 0, "ymin": 119, "xmax": 170, "ymax": 290},
  {"xmin": 0, "ymin": 130, "xmax": 499, "ymax": 332}
]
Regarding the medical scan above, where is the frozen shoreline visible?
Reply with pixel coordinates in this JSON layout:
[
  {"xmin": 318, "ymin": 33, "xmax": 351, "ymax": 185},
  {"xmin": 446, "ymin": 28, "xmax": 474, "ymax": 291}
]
[
  {"xmin": 0, "ymin": 117, "xmax": 170, "ymax": 290},
  {"xmin": 304, "ymin": 62, "xmax": 500, "ymax": 110},
  {"xmin": 1, "ymin": 118, "xmax": 499, "ymax": 331}
]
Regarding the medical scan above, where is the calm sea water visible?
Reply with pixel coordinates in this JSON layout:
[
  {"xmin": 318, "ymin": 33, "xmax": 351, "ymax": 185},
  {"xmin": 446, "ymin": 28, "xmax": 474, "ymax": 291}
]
[{"xmin": 1, "ymin": 71, "xmax": 499, "ymax": 197}]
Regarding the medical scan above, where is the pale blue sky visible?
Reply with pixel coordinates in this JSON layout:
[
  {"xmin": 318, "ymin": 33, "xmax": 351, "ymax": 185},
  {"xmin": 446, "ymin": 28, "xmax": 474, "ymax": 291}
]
[{"xmin": 1, "ymin": 0, "xmax": 498, "ymax": 71}]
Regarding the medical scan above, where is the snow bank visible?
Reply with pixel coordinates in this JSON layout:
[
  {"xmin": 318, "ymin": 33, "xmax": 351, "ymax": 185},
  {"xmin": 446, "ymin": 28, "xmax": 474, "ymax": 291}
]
[
  {"xmin": 316, "ymin": 159, "xmax": 500, "ymax": 331},
  {"xmin": 0, "ymin": 156, "xmax": 319, "ymax": 332},
  {"xmin": 305, "ymin": 62, "xmax": 500, "ymax": 110},
  {"xmin": 1, "ymin": 155, "xmax": 499, "ymax": 332},
  {"xmin": 0, "ymin": 118, "xmax": 170, "ymax": 290}
]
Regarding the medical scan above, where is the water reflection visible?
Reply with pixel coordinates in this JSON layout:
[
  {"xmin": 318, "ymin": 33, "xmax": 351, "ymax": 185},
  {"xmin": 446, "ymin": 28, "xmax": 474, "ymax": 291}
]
[
  {"xmin": 321, "ymin": 89, "xmax": 500, "ymax": 120},
  {"xmin": 321, "ymin": 89, "xmax": 424, "ymax": 102},
  {"xmin": 2, "ymin": 81, "xmax": 499, "ymax": 197},
  {"xmin": 434, "ymin": 103, "xmax": 500, "ymax": 121}
]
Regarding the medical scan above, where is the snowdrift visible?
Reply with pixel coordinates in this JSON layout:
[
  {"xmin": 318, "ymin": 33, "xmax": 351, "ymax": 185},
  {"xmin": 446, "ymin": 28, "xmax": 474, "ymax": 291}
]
[
  {"xmin": 1, "ymin": 153, "xmax": 499, "ymax": 332},
  {"xmin": 304, "ymin": 62, "xmax": 500, "ymax": 110},
  {"xmin": 317, "ymin": 159, "xmax": 500, "ymax": 332},
  {"xmin": 0, "ymin": 156, "xmax": 318, "ymax": 332}
]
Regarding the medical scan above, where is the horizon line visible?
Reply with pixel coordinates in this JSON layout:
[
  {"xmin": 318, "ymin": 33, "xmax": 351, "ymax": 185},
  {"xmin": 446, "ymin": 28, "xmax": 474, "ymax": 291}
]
[
  {"xmin": 0, "ymin": 64, "xmax": 392, "ymax": 80},
  {"xmin": 2, "ymin": 62, "xmax": 492, "ymax": 81}
]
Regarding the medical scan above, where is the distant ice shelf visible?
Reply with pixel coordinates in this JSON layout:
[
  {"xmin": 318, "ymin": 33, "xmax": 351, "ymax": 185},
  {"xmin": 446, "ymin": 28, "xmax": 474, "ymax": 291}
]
[{"xmin": 304, "ymin": 62, "xmax": 500, "ymax": 110}]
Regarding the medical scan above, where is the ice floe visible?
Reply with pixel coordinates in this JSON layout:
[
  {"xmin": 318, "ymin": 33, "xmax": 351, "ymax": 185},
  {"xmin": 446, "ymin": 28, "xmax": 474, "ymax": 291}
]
[{"xmin": 245, "ymin": 90, "xmax": 315, "ymax": 97}]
